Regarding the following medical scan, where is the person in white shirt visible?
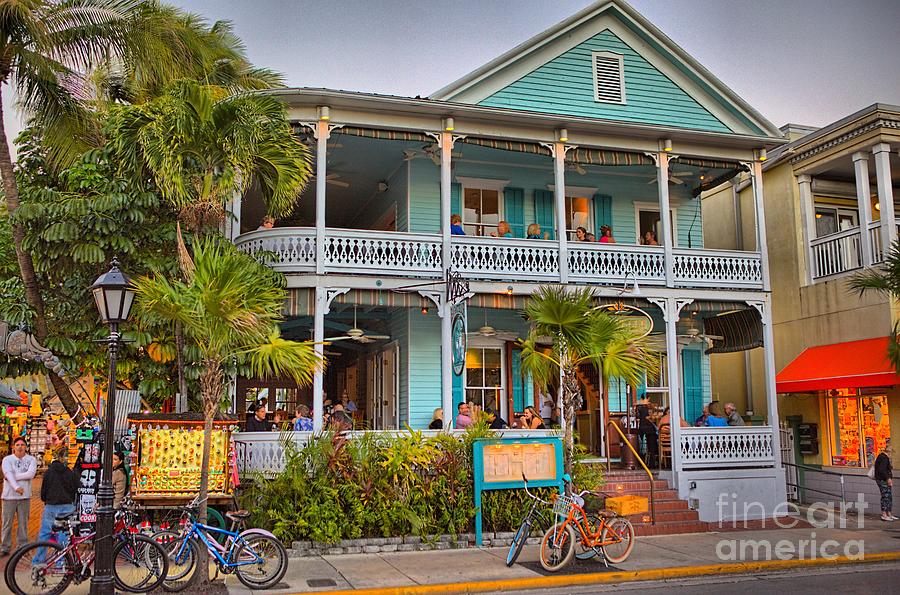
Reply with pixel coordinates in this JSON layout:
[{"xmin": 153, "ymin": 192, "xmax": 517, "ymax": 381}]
[
  {"xmin": 539, "ymin": 390, "xmax": 554, "ymax": 421},
  {"xmin": 2, "ymin": 436, "xmax": 37, "ymax": 555}
]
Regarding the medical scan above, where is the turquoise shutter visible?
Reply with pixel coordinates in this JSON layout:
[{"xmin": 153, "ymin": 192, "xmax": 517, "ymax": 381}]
[
  {"xmin": 452, "ymin": 365, "xmax": 464, "ymax": 414},
  {"xmin": 682, "ymin": 349, "xmax": 703, "ymax": 423},
  {"xmin": 593, "ymin": 193, "xmax": 612, "ymax": 233},
  {"xmin": 533, "ymin": 189, "xmax": 555, "ymax": 239},
  {"xmin": 451, "ymin": 183, "xmax": 462, "ymax": 221},
  {"xmin": 511, "ymin": 348, "xmax": 525, "ymax": 413},
  {"xmin": 504, "ymin": 188, "xmax": 525, "ymax": 237}
]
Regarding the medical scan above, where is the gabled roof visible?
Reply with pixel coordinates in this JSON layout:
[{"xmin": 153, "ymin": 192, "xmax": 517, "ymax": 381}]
[{"xmin": 431, "ymin": 0, "xmax": 782, "ymax": 139}]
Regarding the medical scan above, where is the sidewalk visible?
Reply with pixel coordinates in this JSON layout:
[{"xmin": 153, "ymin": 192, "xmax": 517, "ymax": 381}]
[{"xmin": 225, "ymin": 520, "xmax": 900, "ymax": 594}]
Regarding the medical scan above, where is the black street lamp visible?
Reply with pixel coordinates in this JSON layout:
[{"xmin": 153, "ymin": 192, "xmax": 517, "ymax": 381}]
[{"xmin": 90, "ymin": 258, "xmax": 134, "ymax": 595}]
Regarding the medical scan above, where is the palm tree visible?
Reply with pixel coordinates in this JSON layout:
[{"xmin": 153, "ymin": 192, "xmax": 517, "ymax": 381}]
[
  {"xmin": 849, "ymin": 240, "xmax": 900, "ymax": 368},
  {"xmin": 133, "ymin": 238, "xmax": 322, "ymax": 584},
  {"xmin": 519, "ymin": 286, "xmax": 655, "ymax": 481},
  {"xmin": 0, "ymin": 1, "xmax": 284, "ymax": 420}
]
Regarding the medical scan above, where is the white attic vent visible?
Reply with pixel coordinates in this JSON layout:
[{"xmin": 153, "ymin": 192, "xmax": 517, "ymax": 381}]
[{"xmin": 592, "ymin": 51, "xmax": 625, "ymax": 104}]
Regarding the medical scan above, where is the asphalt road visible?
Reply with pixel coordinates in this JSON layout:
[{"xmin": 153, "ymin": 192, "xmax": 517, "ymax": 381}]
[{"xmin": 501, "ymin": 562, "xmax": 900, "ymax": 595}]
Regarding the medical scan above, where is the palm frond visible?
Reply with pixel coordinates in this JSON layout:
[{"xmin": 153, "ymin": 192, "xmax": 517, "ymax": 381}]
[{"xmin": 244, "ymin": 333, "xmax": 323, "ymax": 387}]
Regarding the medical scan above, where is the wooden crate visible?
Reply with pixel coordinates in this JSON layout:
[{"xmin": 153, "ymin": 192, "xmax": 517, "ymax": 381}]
[{"xmin": 605, "ymin": 495, "xmax": 648, "ymax": 516}]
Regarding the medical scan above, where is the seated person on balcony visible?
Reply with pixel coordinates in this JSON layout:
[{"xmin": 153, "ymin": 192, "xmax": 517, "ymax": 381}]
[
  {"xmin": 484, "ymin": 407, "xmax": 509, "ymax": 430},
  {"xmin": 575, "ymin": 227, "xmax": 589, "ymax": 241},
  {"xmin": 257, "ymin": 216, "xmax": 275, "ymax": 230},
  {"xmin": 636, "ymin": 399, "xmax": 658, "ymax": 467},
  {"xmin": 641, "ymin": 230, "xmax": 659, "ymax": 246},
  {"xmin": 657, "ymin": 406, "xmax": 689, "ymax": 428},
  {"xmin": 705, "ymin": 401, "xmax": 728, "ymax": 427},
  {"xmin": 328, "ymin": 410, "xmax": 353, "ymax": 432},
  {"xmin": 340, "ymin": 391, "xmax": 358, "ymax": 414},
  {"xmin": 599, "ymin": 225, "xmax": 616, "ymax": 243},
  {"xmin": 293, "ymin": 405, "xmax": 313, "ymax": 431},
  {"xmin": 586, "ymin": 232, "xmax": 596, "ymax": 242},
  {"xmin": 429, "ymin": 408, "xmax": 443, "ymax": 429},
  {"xmin": 519, "ymin": 406, "xmax": 546, "ymax": 429},
  {"xmin": 450, "ymin": 214, "xmax": 465, "ymax": 235},
  {"xmin": 724, "ymin": 402, "xmax": 745, "ymax": 426},
  {"xmin": 694, "ymin": 403, "xmax": 709, "ymax": 427},
  {"xmin": 455, "ymin": 402, "xmax": 474, "ymax": 429},
  {"xmin": 491, "ymin": 221, "xmax": 513, "ymax": 238},
  {"xmin": 246, "ymin": 406, "xmax": 272, "ymax": 432},
  {"xmin": 527, "ymin": 223, "xmax": 550, "ymax": 239}
]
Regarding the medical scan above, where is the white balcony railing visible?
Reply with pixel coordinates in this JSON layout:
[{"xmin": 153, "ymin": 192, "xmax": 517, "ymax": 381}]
[
  {"xmin": 235, "ymin": 227, "xmax": 764, "ymax": 290},
  {"xmin": 868, "ymin": 222, "xmax": 883, "ymax": 264},
  {"xmin": 679, "ymin": 426, "xmax": 775, "ymax": 470},
  {"xmin": 673, "ymin": 248, "xmax": 764, "ymax": 288},
  {"xmin": 810, "ymin": 227, "xmax": 862, "ymax": 279}
]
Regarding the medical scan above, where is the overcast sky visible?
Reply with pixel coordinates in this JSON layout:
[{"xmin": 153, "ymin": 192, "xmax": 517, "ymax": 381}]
[{"xmin": 5, "ymin": 0, "xmax": 899, "ymax": 147}]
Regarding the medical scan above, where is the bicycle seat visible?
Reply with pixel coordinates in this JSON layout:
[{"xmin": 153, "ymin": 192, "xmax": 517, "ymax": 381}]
[
  {"xmin": 54, "ymin": 511, "xmax": 79, "ymax": 522},
  {"xmin": 226, "ymin": 509, "xmax": 251, "ymax": 521}
]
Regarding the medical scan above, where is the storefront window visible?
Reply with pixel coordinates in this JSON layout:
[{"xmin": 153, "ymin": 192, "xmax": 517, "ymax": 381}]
[
  {"xmin": 465, "ymin": 347, "xmax": 503, "ymax": 413},
  {"xmin": 827, "ymin": 393, "xmax": 891, "ymax": 467}
]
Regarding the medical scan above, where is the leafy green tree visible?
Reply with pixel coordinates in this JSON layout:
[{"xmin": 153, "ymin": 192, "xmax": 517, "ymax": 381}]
[
  {"xmin": 849, "ymin": 240, "xmax": 900, "ymax": 368},
  {"xmin": 518, "ymin": 286, "xmax": 655, "ymax": 481},
  {"xmin": 133, "ymin": 238, "xmax": 321, "ymax": 584}
]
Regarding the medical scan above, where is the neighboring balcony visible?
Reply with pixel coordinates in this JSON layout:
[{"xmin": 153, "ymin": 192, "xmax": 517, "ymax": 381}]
[
  {"xmin": 809, "ymin": 221, "xmax": 897, "ymax": 280},
  {"xmin": 235, "ymin": 227, "xmax": 764, "ymax": 290}
]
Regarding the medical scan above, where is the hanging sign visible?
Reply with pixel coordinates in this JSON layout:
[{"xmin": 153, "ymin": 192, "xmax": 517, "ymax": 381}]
[
  {"xmin": 451, "ymin": 301, "xmax": 467, "ymax": 376},
  {"xmin": 597, "ymin": 303, "xmax": 653, "ymax": 337}
]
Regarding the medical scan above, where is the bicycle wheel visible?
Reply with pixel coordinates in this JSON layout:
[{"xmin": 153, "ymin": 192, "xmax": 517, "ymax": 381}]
[
  {"xmin": 601, "ymin": 517, "xmax": 635, "ymax": 564},
  {"xmin": 153, "ymin": 531, "xmax": 200, "ymax": 592},
  {"xmin": 234, "ymin": 534, "xmax": 288, "ymax": 590},
  {"xmin": 539, "ymin": 523, "xmax": 575, "ymax": 572},
  {"xmin": 506, "ymin": 518, "xmax": 530, "ymax": 567},
  {"xmin": 4, "ymin": 541, "xmax": 73, "ymax": 595},
  {"xmin": 114, "ymin": 534, "xmax": 170, "ymax": 593}
]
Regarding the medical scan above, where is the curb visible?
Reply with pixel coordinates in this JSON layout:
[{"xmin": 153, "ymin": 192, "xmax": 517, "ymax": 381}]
[{"xmin": 285, "ymin": 551, "xmax": 900, "ymax": 595}]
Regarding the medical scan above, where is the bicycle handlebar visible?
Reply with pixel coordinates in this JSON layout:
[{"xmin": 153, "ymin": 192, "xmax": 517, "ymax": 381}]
[{"xmin": 520, "ymin": 473, "xmax": 551, "ymax": 504}]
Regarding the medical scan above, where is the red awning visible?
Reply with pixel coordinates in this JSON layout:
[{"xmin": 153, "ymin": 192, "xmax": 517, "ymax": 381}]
[{"xmin": 776, "ymin": 337, "xmax": 899, "ymax": 393}]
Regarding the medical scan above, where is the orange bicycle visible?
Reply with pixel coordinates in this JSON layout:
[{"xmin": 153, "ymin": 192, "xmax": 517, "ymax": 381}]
[{"xmin": 539, "ymin": 488, "xmax": 635, "ymax": 571}]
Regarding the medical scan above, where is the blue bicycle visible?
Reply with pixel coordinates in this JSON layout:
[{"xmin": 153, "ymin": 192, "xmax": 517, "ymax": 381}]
[{"xmin": 152, "ymin": 496, "xmax": 287, "ymax": 591}]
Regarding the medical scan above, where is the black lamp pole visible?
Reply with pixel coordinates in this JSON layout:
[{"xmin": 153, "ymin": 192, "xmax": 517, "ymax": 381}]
[{"xmin": 89, "ymin": 259, "xmax": 134, "ymax": 595}]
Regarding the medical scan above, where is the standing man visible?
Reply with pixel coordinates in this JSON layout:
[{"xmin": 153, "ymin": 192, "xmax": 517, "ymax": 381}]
[{"xmin": 2, "ymin": 436, "xmax": 37, "ymax": 556}]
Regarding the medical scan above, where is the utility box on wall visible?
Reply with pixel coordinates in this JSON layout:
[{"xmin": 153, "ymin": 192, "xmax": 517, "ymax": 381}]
[{"xmin": 798, "ymin": 423, "xmax": 819, "ymax": 455}]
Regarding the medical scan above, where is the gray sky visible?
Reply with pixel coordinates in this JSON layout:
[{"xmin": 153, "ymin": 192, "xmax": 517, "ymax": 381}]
[
  {"xmin": 168, "ymin": 0, "xmax": 900, "ymax": 129},
  {"xmin": 5, "ymin": 0, "xmax": 899, "ymax": 145}
]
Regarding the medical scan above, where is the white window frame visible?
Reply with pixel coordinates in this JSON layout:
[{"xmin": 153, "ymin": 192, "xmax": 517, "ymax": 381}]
[
  {"xmin": 463, "ymin": 337, "xmax": 507, "ymax": 420},
  {"xmin": 813, "ymin": 203, "xmax": 859, "ymax": 239},
  {"xmin": 634, "ymin": 201, "xmax": 678, "ymax": 246},
  {"xmin": 456, "ymin": 177, "xmax": 509, "ymax": 237},
  {"xmin": 547, "ymin": 185, "xmax": 598, "ymax": 239},
  {"xmin": 592, "ymin": 51, "xmax": 626, "ymax": 105}
]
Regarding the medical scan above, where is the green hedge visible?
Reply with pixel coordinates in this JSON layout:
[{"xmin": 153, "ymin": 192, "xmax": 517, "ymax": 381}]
[{"xmin": 242, "ymin": 425, "xmax": 603, "ymax": 544}]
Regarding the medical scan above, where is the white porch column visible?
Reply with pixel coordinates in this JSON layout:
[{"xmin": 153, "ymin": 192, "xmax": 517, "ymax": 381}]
[
  {"xmin": 312, "ymin": 287, "xmax": 326, "ymax": 431},
  {"xmin": 553, "ymin": 142, "xmax": 569, "ymax": 282},
  {"xmin": 439, "ymin": 128, "xmax": 455, "ymax": 428},
  {"xmin": 796, "ymin": 175, "xmax": 816, "ymax": 284},
  {"xmin": 873, "ymin": 143, "xmax": 896, "ymax": 255},
  {"xmin": 656, "ymin": 151, "xmax": 675, "ymax": 287},
  {"xmin": 663, "ymin": 298, "xmax": 686, "ymax": 474},
  {"xmin": 853, "ymin": 152, "xmax": 875, "ymax": 266},
  {"xmin": 440, "ymin": 130, "xmax": 453, "ymax": 276},
  {"xmin": 748, "ymin": 160, "xmax": 771, "ymax": 292},
  {"xmin": 226, "ymin": 191, "xmax": 242, "ymax": 241},
  {"xmin": 755, "ymin": 299, "xmax": 783, "ymax": 469},
  {"xmin": 441, "ymin": 301, "xmax": 453, "ymax": 429},
  {"xmin": 315, "ymin": 116, "xmax": 330, "ymax": 275}
]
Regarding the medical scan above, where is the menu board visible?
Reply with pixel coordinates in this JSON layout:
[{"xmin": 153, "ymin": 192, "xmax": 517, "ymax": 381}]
[{"xmin": 481, "ymin": 442, "xmax": 557, "ymax": 483}]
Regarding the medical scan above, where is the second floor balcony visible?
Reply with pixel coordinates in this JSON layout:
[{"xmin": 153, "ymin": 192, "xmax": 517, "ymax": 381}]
[{"xmin": 236, "ymin": 226, "xmax": 764, "ymax": 290}]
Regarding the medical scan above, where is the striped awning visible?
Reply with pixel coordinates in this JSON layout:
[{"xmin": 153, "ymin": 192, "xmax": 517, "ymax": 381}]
[
  {"xmin": 284, "ymin": 289, "xmax": 530, "ymax": 317},
  {"xmin": 672, "ymin": 156, "xmax": 744, "ymax": 171},
  {"xmin": 333, "ymin": 126, "xmax": 432, "ymax": 142},
  {"xmin": 703, "ymin": 308, "xmax": 763, "ymax": 353},
  {"xmin": 457, "ymin": 137, "xmax": 551, "ymax": 156},
  {"xmin": 566, "ymin": 147, "xmax": 653, "ymax": 166}
]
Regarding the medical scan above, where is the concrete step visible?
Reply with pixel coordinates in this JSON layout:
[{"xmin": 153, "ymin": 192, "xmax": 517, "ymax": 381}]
[
  {"xmin": 633, "ymin": 519, "xmax": 710, "ymax": 536},
  {"xmin": 605, "ymin": 479, "xmax": 671, "ymax": 491}
]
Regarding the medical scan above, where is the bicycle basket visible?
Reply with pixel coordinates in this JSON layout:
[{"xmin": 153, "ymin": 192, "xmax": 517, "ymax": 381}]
[{"xmin": 552, "ymin": 495, "xmax": 576, "ymax": 518}]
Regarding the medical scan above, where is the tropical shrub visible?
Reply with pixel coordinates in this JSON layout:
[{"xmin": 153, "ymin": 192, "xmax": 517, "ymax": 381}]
[{"xmin": 242, "ymin": 425, "xmax": 604, "ymax": 544}]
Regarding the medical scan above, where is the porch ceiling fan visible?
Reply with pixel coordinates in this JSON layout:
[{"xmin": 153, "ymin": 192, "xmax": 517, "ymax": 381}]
[
  {"xmin": 311, "ymin": 172, "xmax": 350, "ymax": 188},
  {"xmin": 466, "ymin": 311, "xmax": 519, "ymax": 341},
  {"xmin": 326, "ymin": 306, "xmax": 390, "ymax": 344},
  {"xmin": 645, "ymin": 171, "xmax": 690, "ymax": 185}
]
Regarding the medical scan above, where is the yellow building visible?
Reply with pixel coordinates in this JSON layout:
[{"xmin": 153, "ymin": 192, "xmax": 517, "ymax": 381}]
[{"xmin": 703, "ymin": 104, "xmax": 900, "ymax": 509}]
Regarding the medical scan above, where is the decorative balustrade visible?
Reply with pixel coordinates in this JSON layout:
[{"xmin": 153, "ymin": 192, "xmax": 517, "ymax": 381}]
[
  {"xmin": 450, "ymin": 237, "xmax": 559, "ymax": 281},
  {"xmin": 323, "ymin": 228, "xmax": 442, "ymax": 277},
  {"xmin": 679, "ymin": 426, "xmax": 775, "ymax": 470},
  {"xmin": 569, "ymin": 244, "xmax": 665, "ymax": 284},
  {"xmin": 810, "ymin": 227, "xmax": 862, "ymax": 279},
  {"xmin": 672, "ymin": 249, "xmax": 763, "ymax": 289},
  {"xmin": 869, "ymin": 223, "xmax": 883, "ymax": 264},
  {"xmin": 235, "ymin": 227, "xmax": 765, "ymax": 290}
]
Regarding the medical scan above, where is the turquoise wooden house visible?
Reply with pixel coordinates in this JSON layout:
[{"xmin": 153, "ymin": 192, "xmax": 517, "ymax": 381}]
[{"xmin": 232, "ymin": 0, "xmax": 789, "ymax": 523}]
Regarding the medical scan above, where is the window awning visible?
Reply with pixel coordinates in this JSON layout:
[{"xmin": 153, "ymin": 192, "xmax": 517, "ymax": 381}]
[{"xmin": 776, "ymin": 337, "xmax": 898, "ymax": 393}]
